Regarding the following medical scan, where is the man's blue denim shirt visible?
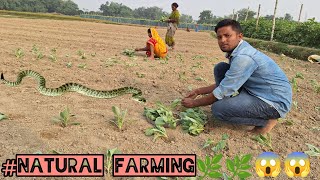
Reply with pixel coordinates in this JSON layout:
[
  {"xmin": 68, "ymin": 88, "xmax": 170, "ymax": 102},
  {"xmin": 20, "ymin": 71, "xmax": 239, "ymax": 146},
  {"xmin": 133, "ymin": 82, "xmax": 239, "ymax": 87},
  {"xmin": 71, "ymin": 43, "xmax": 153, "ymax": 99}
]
[{"xmin": 213, "ymin": 40, "xmax": 293, "ymax": 118}]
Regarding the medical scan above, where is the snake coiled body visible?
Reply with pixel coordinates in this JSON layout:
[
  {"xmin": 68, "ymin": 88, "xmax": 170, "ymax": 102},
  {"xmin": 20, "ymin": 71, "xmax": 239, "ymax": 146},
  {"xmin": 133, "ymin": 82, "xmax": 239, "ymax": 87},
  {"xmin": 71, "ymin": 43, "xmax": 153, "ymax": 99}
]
[{"xmin": 1, "ymin": 70, "xmax": 146, "ymax": 102}]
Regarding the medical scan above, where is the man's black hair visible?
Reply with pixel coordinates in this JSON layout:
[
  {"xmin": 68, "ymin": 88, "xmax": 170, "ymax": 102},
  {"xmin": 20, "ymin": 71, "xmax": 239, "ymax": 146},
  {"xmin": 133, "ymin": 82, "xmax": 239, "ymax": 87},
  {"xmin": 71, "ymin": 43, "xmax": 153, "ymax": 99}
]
[
  {"xmin": 147, "ymin": 28, "xmax": 151, "ymax": 34},
  {"xmin": 214, "ymin": 19, "xmax": 242, "ymax": 34},
  {"xmin": 172, "ymin": 2, "xmax": 179, "ymax": 8}
]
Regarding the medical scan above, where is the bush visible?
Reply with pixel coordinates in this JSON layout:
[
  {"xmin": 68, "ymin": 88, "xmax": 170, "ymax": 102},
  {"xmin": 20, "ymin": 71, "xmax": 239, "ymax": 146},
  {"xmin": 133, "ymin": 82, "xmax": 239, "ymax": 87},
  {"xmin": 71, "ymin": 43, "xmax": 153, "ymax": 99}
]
[
  {"xmin": 245, "ymin": 38, "xmax": 320, "ymax": 61},
  {"xmin": 241, "ymin": 18, "xmax": 320, "ymax": 49}
]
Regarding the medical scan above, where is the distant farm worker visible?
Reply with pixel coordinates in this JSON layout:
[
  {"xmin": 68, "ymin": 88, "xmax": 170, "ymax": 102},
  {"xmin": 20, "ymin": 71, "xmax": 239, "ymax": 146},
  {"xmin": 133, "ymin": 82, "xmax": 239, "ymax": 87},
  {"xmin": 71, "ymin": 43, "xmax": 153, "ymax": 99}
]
[
  {"xmin": 135, "ymin": 28, "xmax": 167, "ymax": 60},
  {"xmin": 164, "ymin": 2, "xmax": 180, "ymax": 49},
  {"xmin": 182, "ymin": 19, "xmax": 292, "ymax": 134}
]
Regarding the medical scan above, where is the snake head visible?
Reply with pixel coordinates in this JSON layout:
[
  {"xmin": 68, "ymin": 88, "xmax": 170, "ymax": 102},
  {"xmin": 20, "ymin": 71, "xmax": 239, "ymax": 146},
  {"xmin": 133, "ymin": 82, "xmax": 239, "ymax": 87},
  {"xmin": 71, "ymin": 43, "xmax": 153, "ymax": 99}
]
[
  {"xmin": 132, "ymin": 94, "xmax": 146, "ymax": 103},
  {"xmin": 135, "ymin": 97, "xmax": 146, "ymax": 103}
]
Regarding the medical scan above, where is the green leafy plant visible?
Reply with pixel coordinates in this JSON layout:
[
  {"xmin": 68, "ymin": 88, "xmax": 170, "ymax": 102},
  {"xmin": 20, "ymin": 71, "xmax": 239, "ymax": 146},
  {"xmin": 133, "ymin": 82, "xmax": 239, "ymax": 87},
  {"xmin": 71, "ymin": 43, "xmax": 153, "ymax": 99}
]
[
  {"xmin": 110, "ymin": 106, "xmax": 127, "ymax": 131},
  {"xmin": 32, "ymin": 45, "xmax": 44, "ymax": 60},
  {"xmin": 48, "ymin": 48, "xmax": 57, "ymax": 61},
  {"xmin": 304, "ymin": 143, "xmax": 320, "ymax": 157},
  {"xmin": 310, "ymin": 79, "xmax": 320, "ymax": 93},
  {"xmin": 202, "ymin": 139, "xmax": 214, "ymax": 149},
  {"xmin": 105, "ymin": 148, "xmax": 121, "ymax": 177},
  {"xmin": 295, "ymin": 72, "xmax": 304, "ymax": 79},
  {"xmin": 178, "ymin": 72, "xmax": 187, "ymax": 81},
  {"xmin": 170, "ymin": 99, "xmax": 182, "ymax": 109},
  {"xmin": 176, "ymin": 53, "xmax": 183, "ymax": 62},
  {"xmin": 195, "ymin": 77, "xmax": 207, "ymax": 82},
  {"xmin": 284, "ymin": 119, "xmax": 294, "ymax": 126},
  {"xmin": 311, "ymin": 127, "xmax": 320, "ymax": 131},
  {"xmin": 125, "ymin": 62, "xmax": 138, "ymax": 68},
  {"xmin": 136, "ymin": 72, "xmax": 145, "ymax": 78},
  {"xmin": 31, "ymin": 44, "xmax": 39, "ymax": 54},
  {"xmin": 52, "ymin": 108, "xmax": 80, "ymax": 127},
  {"xmin": 48, "ymin": 54, "xmax": 57, "ymax": 61},
  {"xmin": 191, "ymin": 62, "xmax": 203, "ymax": 70},
  {"xmin": 197, "ymin": 154, "xmax": 223, "ymax": 179},
  {"xmin": 224, "ymin": 154, "xmax": 252, "ymax": 180},
  {"xmin": 144, "ymin": 100, "xmax": 180, "ymax": 128},
  {"xmin": 292, "ymin": 101, "xmax": 298, "ymax": 110},
  {"xmin": 36, "ymin": 52, "xmax": 44, "ymax": 59},
  {"xmin": 192, "ymin": 55, "xmax": 206, "ymax": 60},
  {"xmin": 66, "ymin": 62, "xmax": 72, "ymax": 68},
  {"xmin": 212, "ymin": 134, "xmax": 229, "ymax": 153},
  {"xmin": 291, "ymin": 77, "xmax": 299, "ymax": 92},
  {"xmin": 159, "ymin": 15, "xmax": 167, "ymax": 22},
  {"xmin": 122, "ymin": 49, "xmax": 135, "ymax": 57},
  {"xmin": 105, "ymin": 57, "xmax": 119, "ymax": 67},
  {"xmin": 160, "ymin": 59, "xmax": 169, "ymax": 64},
  {"xmin": 180, "ymin": 108, "xmax": 207, "ymax": 136},
  {"xmin": 252, "ymin": 134, "xmax": 273, "ymax": 151},
  {"xmin": 145, "ymin": 125, "xmax": 168, "ymax": 142},
  {"xmin": 78, "ymin": 63, "xmax": 87, "ymax": 69},
  {"xmin": 15, "ymin": 48, "xmax": 24, "ymax": 58},
  {"xmin": 0, "ymin": 113, "xmax": 7, "ymax": 121},
  {"xmin": 77, "ymin": 50, "xmax": 86, "ymax": 59}
]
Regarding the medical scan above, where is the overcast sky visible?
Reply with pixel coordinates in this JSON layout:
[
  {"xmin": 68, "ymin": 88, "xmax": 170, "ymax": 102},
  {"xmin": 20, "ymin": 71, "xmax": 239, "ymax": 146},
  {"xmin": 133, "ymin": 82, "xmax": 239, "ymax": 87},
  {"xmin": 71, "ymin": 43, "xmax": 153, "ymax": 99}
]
[{"xmin": 73, "ymin": 0, "xmax": 319, "ymax": 21}]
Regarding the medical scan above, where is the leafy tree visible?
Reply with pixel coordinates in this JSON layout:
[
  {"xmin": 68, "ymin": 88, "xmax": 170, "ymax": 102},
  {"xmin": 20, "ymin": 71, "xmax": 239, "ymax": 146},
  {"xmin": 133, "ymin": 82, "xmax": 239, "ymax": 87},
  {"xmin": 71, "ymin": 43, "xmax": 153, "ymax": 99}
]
[
  {"xmin": 56, "ymin": 0, "xmax": 79, "ymax": 15},
  {"xmin": 99, "ymin": 1, "xmax": 133, "ymax": 17},
  {"xmin": 0, "ymin": 0, "xmax": 10, "ymax": 10},
  {"xmin": 212, "ymin": 16, "xmax": 224, "ymax": 24},
  {"xmin": 198, "ymin": 10, "xmax": 213, "ymax": 24},
  {"xmin": 284, "ymin": 13, "xmax": 293, "ymax": 21},
  {"xmin": 264, "ymin": 15, "xmax": 274, "ymax": 20},
  {"xmin": 0, "ymin": 0, "xmax": 79, "ymax": 15},
  {"xmin": 133, "ymin": 6, "xmax": 165, "ymax": 20},
  {"xmin": 42, "ymin": 0, "xmax": 61, "ymax": 13},
  {"xmin": 180, "ymin": 14, "xmax": 193, "ymax": 23},
  {"xmin": 236, "ymin": 8, "xmax": 256, "ymax": 21}
]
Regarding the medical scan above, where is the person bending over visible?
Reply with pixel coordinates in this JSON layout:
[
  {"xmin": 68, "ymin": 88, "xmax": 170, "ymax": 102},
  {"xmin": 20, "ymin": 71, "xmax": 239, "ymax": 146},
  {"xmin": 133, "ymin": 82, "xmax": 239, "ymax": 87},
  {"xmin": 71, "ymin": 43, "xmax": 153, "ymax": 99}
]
[{"xmin": 135, "ymin": 28, "xmax": 167, "ymax": 60}]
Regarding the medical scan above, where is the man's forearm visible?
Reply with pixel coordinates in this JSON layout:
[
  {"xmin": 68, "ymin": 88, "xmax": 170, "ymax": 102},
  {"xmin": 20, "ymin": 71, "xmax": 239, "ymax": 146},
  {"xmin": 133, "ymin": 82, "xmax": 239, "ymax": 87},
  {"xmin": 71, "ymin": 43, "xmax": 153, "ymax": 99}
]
[
  {"xmin": 194, "ymin": 93, "xmax": 217, "ymax": 107},
  {"xmin": 196, "ymin": 84, "xmax": 216, "ymax": 95}
]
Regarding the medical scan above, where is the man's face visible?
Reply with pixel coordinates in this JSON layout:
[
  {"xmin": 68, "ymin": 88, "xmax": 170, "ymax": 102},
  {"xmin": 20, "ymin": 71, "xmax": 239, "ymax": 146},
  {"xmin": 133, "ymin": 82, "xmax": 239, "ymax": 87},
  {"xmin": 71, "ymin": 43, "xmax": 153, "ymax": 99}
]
[{"xmin": 216, "ymin": 26, "xmax": 243, "ymax": 52}]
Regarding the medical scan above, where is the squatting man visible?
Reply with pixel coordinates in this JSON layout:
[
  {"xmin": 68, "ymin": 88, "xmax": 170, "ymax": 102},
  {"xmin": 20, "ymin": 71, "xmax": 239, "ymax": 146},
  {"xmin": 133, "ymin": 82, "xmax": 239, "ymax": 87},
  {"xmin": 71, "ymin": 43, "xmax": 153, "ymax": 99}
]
[{"xmin": 182, "ymin": 19, "xmax": 292, "ymax": 134}]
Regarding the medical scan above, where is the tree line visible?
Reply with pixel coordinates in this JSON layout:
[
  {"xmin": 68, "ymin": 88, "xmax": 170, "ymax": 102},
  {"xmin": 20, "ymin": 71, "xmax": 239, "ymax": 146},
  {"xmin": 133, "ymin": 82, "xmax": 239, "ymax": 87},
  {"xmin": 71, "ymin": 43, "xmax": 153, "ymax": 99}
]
[
  {"xmin": 198, "ymin": 9, "xmax": 294, "ymax": 25},
  {"xmin": 0, "ymin": 0, "xmax": 295, "ymax": 24},
  {"xmin": 0, "ymin": 0, "xmax": 80, "ymax": 15},
  {"xmin": 98, "ymin": 1, "xmax": 193, "ymax": 23}
]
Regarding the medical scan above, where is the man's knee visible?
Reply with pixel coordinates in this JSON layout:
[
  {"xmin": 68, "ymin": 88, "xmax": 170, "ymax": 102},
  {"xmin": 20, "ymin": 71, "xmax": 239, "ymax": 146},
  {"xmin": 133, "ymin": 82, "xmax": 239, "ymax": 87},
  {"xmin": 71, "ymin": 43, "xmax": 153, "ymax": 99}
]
[
  {"xmin": 213, "ymin": 62, "xmax": 229, "ymax": 75},
  {"xmin": 211, "ymin": 102, "xmax": 227, "ymax": 121},
  {"xmin": 213, "ymin": 62, "xmax": 230, "ymax": 85}
]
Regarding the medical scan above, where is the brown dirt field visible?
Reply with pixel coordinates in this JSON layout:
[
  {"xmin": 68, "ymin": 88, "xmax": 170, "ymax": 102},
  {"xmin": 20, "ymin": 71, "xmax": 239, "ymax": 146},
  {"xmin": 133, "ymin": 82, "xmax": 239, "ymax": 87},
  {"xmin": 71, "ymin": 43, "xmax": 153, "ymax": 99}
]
[{"xmin": 0, "ymin": 18, "xmax": 319, "ymax": 180}]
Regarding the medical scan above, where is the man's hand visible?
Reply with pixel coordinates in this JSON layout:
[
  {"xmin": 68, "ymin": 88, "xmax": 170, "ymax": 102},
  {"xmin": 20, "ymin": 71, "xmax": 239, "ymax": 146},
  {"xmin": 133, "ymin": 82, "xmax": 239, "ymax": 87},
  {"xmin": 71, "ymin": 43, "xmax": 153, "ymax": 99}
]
[
  {"xmin": 182, "ymin": 93, "xmax": 217, "ymax": 108},
  {"xmin": 182, "ymin": 98, "xmax": 197, "ymax": 108},
  {"xmin": 185, "ymin": 89, "xmax": 199, "ymax": 99}
]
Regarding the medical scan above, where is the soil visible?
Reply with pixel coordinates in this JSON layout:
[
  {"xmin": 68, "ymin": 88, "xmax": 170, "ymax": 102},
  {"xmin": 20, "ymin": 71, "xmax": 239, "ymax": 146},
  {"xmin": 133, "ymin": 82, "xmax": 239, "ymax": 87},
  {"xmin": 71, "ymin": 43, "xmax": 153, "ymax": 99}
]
[{"xmin": 0, "ymin": 17, "xmax": 319, "ymax": 180}]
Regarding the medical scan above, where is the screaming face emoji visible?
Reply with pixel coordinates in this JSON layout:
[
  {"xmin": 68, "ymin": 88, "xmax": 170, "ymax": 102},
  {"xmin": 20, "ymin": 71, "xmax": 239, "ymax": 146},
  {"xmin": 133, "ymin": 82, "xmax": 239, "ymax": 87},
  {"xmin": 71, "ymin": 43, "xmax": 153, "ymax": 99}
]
[
  {"xmin": 255, "ymin": 152, "xmax": 281, "ymax": 177},
  {"xmin": 285, "ymin": 152, "xmax": 310, "ymax": 177}
]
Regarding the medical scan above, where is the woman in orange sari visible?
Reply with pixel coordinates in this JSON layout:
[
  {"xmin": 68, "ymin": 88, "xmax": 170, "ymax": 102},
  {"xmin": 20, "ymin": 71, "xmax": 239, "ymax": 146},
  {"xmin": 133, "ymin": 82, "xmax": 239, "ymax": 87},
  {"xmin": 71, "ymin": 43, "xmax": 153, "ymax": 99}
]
[{"xmin": 135, "ymin": 28, "xmax": 167, "ymax": 60}]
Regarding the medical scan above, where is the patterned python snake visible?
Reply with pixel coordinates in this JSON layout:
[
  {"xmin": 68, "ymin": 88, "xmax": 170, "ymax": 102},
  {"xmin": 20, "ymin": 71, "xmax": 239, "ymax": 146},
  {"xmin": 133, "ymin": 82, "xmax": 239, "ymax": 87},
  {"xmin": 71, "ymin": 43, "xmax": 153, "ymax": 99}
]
[{"xmin": 1, "ymin": 70, "xmax": 146, "ymax": 102}]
